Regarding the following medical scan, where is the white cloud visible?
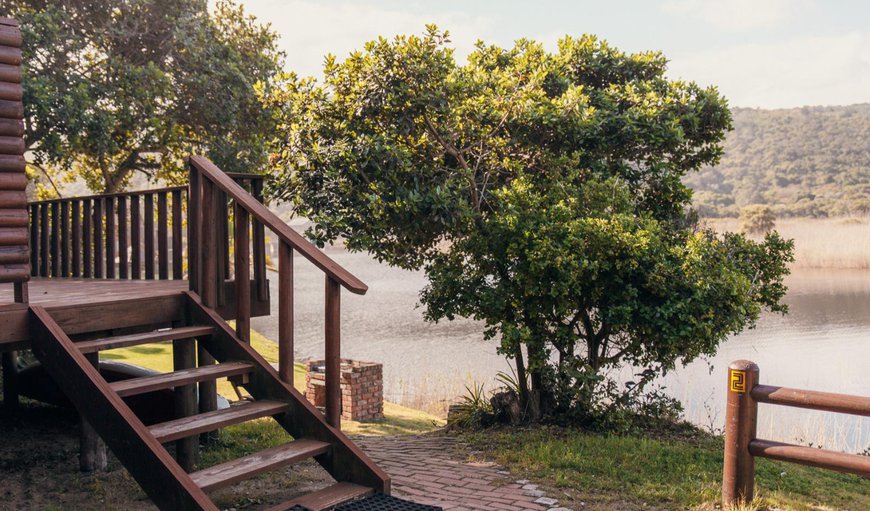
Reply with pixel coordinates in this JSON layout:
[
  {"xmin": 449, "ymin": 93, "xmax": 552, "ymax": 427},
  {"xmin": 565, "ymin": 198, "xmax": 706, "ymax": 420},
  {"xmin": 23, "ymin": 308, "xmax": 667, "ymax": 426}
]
[
  {"xmin": 667, "ymin": 32, "xmax": 870, "ymax": 108},
  {"xmin": 238, "ymin": 0, "xmax": 494, "ymax": 77},
  {"xmin": 661, "ymin": 0, "xmax": 812, "ymax": 31}
]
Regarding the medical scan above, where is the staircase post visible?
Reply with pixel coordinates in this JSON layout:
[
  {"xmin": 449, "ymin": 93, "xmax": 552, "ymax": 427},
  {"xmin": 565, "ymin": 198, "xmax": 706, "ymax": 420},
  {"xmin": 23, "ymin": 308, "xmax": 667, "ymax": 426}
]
[
  {"xmin": 198, "ymin": 179, "xmax": 219, "ymax": 439},
  {"xmin": 325, "ymin": 276, "xmax": 341, "ymax": 429},
  {"xmin": 80, "ymin": 352, "xmax": 108, "ymax": 472}
]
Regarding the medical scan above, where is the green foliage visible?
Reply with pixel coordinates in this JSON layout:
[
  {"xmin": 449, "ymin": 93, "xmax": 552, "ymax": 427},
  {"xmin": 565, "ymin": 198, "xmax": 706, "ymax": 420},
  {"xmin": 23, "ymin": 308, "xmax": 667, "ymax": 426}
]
[
  {"xmin": 449, "ymin": 382, "xmax": 494, "ymax": 429},
  {"xmin": 265, "ymin": 27, "xmax": 794, "ymax": 420},
  {"xmin": 686, "ymin": 105, "xmax": 870, "ymax": 218},
  {"xmin": 740, "ymin": 205, "xmax": 776, "ymax": 235},
  {"xmin": 10, "ymin": 0, "xmax": 282, "ymax": 193}
]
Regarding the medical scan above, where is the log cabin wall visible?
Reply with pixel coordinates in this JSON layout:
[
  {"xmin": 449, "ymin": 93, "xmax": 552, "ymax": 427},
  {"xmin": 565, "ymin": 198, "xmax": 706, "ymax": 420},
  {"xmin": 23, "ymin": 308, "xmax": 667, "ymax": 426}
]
[{"xmin": 0, "ymin": 17, "xmax": 29, "ymax": 293}]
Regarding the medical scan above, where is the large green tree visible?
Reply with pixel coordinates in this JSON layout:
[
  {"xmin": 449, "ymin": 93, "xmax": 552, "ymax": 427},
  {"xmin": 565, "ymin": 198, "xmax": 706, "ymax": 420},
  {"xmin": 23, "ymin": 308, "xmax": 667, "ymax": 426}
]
[
  {"xmin": 264, "ymin": 27, "xmax": 794, "ymax": 419},
  {"xmin": 9, "ymin": 0, "xmax": 282, "ymax": 193}
]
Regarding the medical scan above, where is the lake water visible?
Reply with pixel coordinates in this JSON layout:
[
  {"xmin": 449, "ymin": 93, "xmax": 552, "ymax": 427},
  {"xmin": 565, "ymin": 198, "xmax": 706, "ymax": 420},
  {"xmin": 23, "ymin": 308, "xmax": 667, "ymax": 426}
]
[{"xmin": 252, "ymin": 248, "xmax": 870, "ymax": 453}]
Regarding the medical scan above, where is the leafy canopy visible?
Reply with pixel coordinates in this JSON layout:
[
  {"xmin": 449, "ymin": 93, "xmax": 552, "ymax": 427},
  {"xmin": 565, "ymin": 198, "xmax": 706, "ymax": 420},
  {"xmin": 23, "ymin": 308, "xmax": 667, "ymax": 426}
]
[
  {"xmin": 265, "ymin": 27, "xmax": 794, "ymax": 417},
  {"xmin": 10, "ymin": 0, "xmax": 282, "ymax": 193}
]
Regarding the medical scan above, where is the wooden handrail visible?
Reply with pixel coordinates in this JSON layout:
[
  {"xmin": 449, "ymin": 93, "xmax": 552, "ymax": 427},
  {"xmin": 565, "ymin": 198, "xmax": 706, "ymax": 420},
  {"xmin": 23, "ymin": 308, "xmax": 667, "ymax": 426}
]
[
  {"xmin": 29, "ymin": 186, "xmax": 187, "ymax": 205},
  {"xmin": 188, "ymin": 155, "xmax": 367, "ymax": 295},
  {"xmin": 751, "ymin": 384, "xmax": 870, "ymax": 417}
]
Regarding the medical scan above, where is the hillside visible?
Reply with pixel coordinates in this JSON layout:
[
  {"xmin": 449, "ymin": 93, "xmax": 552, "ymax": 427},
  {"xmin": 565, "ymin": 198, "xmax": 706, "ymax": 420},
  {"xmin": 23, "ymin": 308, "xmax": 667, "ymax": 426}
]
[{"xmin": 685, "ymin": 104, "xmax": 870, "ymax": 217}]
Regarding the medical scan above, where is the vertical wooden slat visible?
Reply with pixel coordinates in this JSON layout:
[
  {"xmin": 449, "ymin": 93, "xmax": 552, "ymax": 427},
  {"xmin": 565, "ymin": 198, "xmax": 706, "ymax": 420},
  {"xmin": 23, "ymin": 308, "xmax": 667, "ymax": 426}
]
[
  {"xmin": 105, "ymin": 197, "xmax": 115, "ymax": 279},
  {"xmin": 157, "ymin": 192, "xmax": 168, "ymax": 279},
  {"xmin": 278, "ymin": 241, "xmax": 294, "ymax": 385},
  {"xmin": 131, "ymin": 195, "xmax": 141, "ymax": 279},
  {"xmin": 29, "ymin": 204, "xmax": 38, "ymax": 275},
  {"xmin": 50, "ymin": 202, "xmax": 59, "ymax": 277},
  {"xmin": 216, "ymin": 191, "xmax": 227, "ymax": 306},
  {"xmin": 188, "ymin": 164, "xmax": 200, "ymax": 292},
  {"xmin": 251, "ymin": 179, "xmax": 267, "ymax": 301},
  {"xmin": 60, "ymin": 201, "xmax": 70, "ymax": 277},
  {"xmin": 144, "ymin": 193, "xmax": 154, "ymax": 279},
  {"xmin": 118, "ymin": 196, "xmax": 128, "ymax": 279},
  {"xmin": 93, "ymin": 198, "xmax": 103, "ymax": 278},
  {"xmin": 39, "ymin": 203, "xmax": 49, "ymax": 277},
  {"xmin": 234, "ymin": 202, "xmax": 250, "ymax": 342},
  {"xmin": 82, "ymin": 199, "xmax": 92, "ymax": 278},
  {"xmin": 325, "ymin": 276, "xmax": 341, "ymax": 429},
  {"xmin": 72, "ymin": 201, "xmax": 81, "ymax": 277},
  {"xmin": 198, "ymin": 180, "xmax": 218, "ymax": 427},
  {"xmin": 171, "ymin": 189, "xmax": 183, "ymax": 279}
]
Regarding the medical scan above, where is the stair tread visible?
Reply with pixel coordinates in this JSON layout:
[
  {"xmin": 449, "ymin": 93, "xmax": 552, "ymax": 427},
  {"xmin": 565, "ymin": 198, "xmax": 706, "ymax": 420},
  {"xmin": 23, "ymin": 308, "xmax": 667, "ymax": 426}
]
[
  {"xmin": 110, "ymin": 361, "xmax": 252, "ymax": 397},
  {"xmin": 190, "ymin": 438, "xmax": 331, "ymax": 492},
  {"xmin": 150, "ymin": 400, "xmax": 290, "ymax": 443},
  {"xmin": 270, "ymin": 482, "xmax": 375, "ymax": 511},
  {"xmin": 76, "ymin": 325, "xmax": 214, "ymax": 353}
]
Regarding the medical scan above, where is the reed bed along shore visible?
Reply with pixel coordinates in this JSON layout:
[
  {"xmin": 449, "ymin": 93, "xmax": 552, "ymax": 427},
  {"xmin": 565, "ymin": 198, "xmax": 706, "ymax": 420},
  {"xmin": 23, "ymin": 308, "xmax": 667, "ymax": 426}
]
[{"xmin": 705, "ymin": 216, "xmax": 870, "ymax": 269}]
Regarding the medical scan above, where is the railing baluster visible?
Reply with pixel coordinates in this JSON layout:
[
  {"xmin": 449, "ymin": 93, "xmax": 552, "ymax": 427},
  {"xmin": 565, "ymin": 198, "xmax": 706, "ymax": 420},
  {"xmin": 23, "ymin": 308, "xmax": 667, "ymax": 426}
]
[
  {"xmin": 39, "ymin": 203, "xmax": 49, "ymax": 277},
  {"xmin": 50, "ymin": 202, "xmax": 59, "ymax": 277},
  {"xmin": 325, "ymin": 275, "xmax": 341, "ymax": 429},
  {"xmin": 234, "ymin": 201, "xmax": 250, "ymax": 342},
  {"xmin": 188, "ymin": 164, "xmax": 200, "ymax": 292},
  {"xmin": 60, "ymin": 201, "xmax": 70, "ymax": 277},
  {"xmin": 105, "ymin": 196, "xmax": 115, "ymax": 279},
  {"xmin": 251, "ymin": 179, "xmax": 267, "ymax": 302},
  {"xmin": 198, "ymin": 179, "xmax": 218, "ymax": 427},
  {"xmin": 71, "ymin": 201, "xmax": 81, "ymax": 277},
  {"xmin": 82, "ymin": 199, "xmax": 92, "ymax": 278},
  {"xmin": 118, "ymin": 196, "xmax": 128, "ymax": 279},
  {"xmin": 279, "ymin": 241, "xmax": 294, "ymax": 385},
  {"xmin": 157, "ymin": 192, "xmax": 168, "ymax": 279},
  {"xmin": 29, "ymin": 204, "xmax": 37, "ymax": 275},
  {"xmin": 171, "ymin": 189, "xmax": 183, "ymax": 279},
  {"xmin": 216, "ymin": 190, "xmax": 228, "ymax": 306},
  {"xmin": 93, "ymin": 198, "xmax": 103, "ymax": 278},
  {"xmin": 144, "ymin": 193, "xmax": 154, "ymax": 279},
  {"xmin": 131, "ymin": 195, "xmax": 141, "ymax": 279}
]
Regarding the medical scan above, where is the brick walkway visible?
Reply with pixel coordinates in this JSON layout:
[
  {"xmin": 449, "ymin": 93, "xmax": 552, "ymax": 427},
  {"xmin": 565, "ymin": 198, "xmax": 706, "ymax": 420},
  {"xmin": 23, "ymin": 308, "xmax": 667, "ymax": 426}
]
[{"xmin": 355, "ymin": 435, "xmax": 571, "ymax": 511}]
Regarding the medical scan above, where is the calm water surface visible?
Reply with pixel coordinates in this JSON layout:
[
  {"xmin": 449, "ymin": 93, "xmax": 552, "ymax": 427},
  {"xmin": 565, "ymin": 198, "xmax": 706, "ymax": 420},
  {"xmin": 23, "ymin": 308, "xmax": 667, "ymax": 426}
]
[{"xmin": 252, "ymin": 248, "xmax": 869, "ymax": 452}]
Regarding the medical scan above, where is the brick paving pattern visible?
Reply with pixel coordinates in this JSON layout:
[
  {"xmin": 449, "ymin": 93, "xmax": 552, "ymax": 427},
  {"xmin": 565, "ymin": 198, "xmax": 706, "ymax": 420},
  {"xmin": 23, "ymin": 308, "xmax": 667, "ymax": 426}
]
[{"xmin": 355, "ymin": 435, "xmax": 571, "ymax": 511}]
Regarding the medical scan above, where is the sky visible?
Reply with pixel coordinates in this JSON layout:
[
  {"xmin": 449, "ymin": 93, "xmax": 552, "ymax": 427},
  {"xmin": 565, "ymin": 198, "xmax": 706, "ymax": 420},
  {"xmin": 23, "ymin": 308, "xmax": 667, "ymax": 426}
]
[{"xmin": 236, "ymin": 0, "xmax": 870, "ymax": 109}]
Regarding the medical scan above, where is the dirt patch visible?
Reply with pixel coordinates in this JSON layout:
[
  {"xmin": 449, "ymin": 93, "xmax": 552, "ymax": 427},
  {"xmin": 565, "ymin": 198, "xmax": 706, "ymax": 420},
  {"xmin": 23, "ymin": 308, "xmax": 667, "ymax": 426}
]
[{"xmin": 0, "ymin": 401, "xmax": 335, "ymax": 510}]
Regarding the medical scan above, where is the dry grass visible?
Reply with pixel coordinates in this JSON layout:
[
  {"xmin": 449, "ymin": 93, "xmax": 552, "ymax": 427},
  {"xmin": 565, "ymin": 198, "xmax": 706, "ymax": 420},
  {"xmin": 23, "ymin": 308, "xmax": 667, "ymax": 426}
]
[{"xmin": 705, "ymin": 216, "xmax": 870, "ymax": 269}]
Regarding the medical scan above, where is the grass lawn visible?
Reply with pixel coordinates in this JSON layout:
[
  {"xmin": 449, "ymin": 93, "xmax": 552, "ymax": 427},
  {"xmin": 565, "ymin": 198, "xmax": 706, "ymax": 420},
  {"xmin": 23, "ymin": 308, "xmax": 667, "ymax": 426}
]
[
  {"xmin": 463, "ymin": 426, "xmax": 870, "ymax": 511},
  {"xmin": 99, "ymin": 327, "xmax": 444, "ymax": 437}
]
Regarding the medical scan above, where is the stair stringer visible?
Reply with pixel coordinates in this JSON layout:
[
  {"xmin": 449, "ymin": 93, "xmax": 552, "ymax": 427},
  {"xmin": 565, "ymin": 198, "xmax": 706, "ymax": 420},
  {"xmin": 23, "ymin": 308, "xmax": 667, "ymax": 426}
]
[
  {"xmin": 28, "ymin": 305, "xmax": 219, "ymax": 511},
  {"xmin": 184, "ymin": 291, "xmax": 391, "ymax": 494}
]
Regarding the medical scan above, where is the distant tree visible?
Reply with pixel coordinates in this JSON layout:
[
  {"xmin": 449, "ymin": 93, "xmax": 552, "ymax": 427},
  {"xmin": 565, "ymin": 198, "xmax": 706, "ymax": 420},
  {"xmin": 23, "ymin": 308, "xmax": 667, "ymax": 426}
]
[
  {"xmin": 739, "ymin": 205, "xmax": 776, "ymax": 234},
  {"xmin": 9, "ymin": 0, "xmax": 283, "ymax": 194},
  {"xmin": 264, "ymin": 27, "xmax": 794, "ymax": 420}
]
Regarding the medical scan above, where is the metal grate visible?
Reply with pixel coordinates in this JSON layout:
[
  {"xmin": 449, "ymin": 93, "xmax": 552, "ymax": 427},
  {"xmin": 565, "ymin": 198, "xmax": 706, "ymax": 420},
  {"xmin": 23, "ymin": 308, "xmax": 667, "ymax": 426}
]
[{"xmin": 287, "ymin": 494, "xmax": 442, "ymax": 511}]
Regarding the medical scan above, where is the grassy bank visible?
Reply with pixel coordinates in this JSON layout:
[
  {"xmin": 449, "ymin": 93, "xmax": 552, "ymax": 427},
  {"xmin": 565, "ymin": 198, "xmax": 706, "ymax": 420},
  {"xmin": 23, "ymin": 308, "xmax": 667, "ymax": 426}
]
[
  {"xmin": 706, "ymin": 216, "xmax": 870, "ymax": 269},
  {"xmin": 100, "ymin": 328, "xmax": 444, "ymax": 436},
  {"xmin": 463, "ymin": 426, "xmax": 870, "ymax": 511}
]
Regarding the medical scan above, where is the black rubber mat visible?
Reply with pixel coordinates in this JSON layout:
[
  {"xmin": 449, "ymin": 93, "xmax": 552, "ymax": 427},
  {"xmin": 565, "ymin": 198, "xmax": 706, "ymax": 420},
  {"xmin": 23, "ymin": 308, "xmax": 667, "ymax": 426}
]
[{"xmin": 288, "ymin": 493, "xmax": 442, "ymax": 511}]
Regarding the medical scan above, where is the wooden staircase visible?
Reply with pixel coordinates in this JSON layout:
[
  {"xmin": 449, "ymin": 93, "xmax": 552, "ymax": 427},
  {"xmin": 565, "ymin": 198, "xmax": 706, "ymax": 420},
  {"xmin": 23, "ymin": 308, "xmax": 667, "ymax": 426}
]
[{"xmin": 28, "ymin": 290, "xmax": 390, "ymax": 511}]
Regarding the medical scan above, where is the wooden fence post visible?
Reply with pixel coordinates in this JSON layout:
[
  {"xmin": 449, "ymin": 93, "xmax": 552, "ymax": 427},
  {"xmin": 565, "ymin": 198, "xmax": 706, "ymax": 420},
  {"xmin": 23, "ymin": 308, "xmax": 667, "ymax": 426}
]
[{"xmin": 722, "ymin": 360, "xmax": 759, "ymax": 507}]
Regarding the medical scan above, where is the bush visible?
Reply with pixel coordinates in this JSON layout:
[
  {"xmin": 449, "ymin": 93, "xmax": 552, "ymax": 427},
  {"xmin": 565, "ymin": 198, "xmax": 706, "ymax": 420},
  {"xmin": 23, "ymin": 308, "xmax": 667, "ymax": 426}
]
[{"xmin": 739, "ymin": 205, "xmax": 776, "ymax": 234}]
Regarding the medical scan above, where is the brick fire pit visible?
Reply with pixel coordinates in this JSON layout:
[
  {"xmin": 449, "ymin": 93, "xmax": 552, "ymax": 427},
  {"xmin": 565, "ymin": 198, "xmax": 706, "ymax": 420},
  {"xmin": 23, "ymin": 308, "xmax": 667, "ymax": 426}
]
[{"xmin": 305, "ymin": 359, "xmax": 384, "ymax": 421}]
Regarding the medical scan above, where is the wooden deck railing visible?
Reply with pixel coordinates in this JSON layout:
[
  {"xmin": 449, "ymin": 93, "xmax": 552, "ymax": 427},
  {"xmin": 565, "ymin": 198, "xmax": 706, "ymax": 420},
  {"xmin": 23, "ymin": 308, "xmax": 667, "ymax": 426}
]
[
  {"xmin": 722, "ymin": 360, "xmax": 870, "ymax": 507},
  {"xmin": 29, "ymin": 187, "xmax": 188, "ymax": 279},
  {"xmin": 188, "ymin": 155, "xmax": 366, "ymax": 429}
]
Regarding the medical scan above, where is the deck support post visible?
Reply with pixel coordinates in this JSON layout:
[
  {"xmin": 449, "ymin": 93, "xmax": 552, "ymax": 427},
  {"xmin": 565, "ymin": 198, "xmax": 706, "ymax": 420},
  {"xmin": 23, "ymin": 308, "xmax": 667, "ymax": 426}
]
[
  {"xmin": 722, "ymin": 360, "xmax": 759, "ymax": 507},
  {"xmin": 324, "ymin": 276, "xmax": 341, "ymax": 429},
  {"xmin": 198, "ymin": 179, "xmax": 219, "ymax": 442},
  {"xmin": 3, "ymin": 282, "xmax": 28, "ymax": 408},
  {"xmin": 80, "ymin": 352, "xmax": 108, "ymax": 472},
  {"xmin": 173, "ymin": 336, "xmax": 199, "ymax": 471}
]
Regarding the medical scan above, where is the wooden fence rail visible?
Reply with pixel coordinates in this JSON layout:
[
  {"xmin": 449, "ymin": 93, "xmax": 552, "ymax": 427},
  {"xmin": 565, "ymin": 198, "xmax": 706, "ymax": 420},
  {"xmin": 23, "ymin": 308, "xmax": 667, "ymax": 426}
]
[{"xmin": 722, "ymin": 360, "xmax": 870, "ymax": 507}]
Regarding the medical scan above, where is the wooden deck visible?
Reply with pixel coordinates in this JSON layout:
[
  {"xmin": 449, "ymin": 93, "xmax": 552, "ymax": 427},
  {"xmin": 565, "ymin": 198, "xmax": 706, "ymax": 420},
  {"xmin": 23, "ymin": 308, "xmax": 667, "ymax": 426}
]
[{"xmin": 0, "ymin": 278, "xmax": 188, "ymax": 308}]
